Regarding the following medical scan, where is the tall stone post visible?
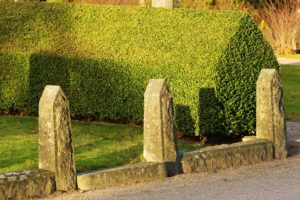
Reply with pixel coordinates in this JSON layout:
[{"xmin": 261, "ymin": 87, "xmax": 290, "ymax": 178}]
[
  {"xmin": 256, "ymin": 69, "xmax": 287, "ymax": 159},
  {"xmin": 143, "ymin": 79, "xmax": 179, "ymax": 176},
  {"xmin": 39, "ymin": 85, "xmax": 77, "ymax": 191},
  {"xmin": 139, "ymin": 0, "xmax": 146, "ymax": 7},
  {"xmin": 152, "ymin": 0, "xmax": 173, "ymax": 8}
]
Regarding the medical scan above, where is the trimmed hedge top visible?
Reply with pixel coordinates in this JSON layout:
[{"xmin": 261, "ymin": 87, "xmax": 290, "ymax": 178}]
[
  {"xmin": 1, "ymin": 3, "xmax": 241, "ymax": 61},
  {"xmin": 0, "ymin": 3, "xmax": 278, "ymax": 136}
]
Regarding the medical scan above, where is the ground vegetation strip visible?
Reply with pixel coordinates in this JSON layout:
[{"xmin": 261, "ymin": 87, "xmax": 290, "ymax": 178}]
[
  {"xmin": 0, "ymin": 116, "xmax": 200, "ymax": 173},
  {"xmin": 280, "ymin": 65, "xmax": 300, "ymax": 121}
]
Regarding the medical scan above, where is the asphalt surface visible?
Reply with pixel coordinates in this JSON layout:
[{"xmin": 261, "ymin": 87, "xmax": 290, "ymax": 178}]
[
  {"xmin": 37, "ymin": 121, "xmax": 300, "ymax": 200},
  {"xmin": 41, "ymin": 158, "xmax": 300, "ymax": 200}
]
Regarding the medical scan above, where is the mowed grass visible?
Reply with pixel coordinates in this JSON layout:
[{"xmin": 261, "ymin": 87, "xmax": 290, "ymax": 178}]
[
  {"xmin": 0, "ymin": 116, "xmax": 200, "ymax": 173},
  {"xmin": 0, "ymin": 116, "xmax": 144, "ymax": 173},
  {"xmin": 280, "ymin": 65, "xmax": 300, "ymax": 121}
]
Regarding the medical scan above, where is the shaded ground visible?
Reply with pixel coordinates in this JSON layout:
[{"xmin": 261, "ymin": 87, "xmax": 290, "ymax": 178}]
[
  {"xmin": 35, "ymin": 121, "xmax": 300, "ymax": 200},
  {"xmin": 287, "ymin": 121, "xmax": 300, "ymax": 157}
]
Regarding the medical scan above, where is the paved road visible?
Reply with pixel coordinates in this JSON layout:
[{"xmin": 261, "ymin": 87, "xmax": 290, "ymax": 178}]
[
  {"xmin": 42, "ymin": 158, "xmax": 300, "ymax": 200},
  {"xmin": 277, "ymin": 57, "xmax": 300, "ymax": 66},
  {"xmin": 37, "ymin": 122, "xmax": 300, "ymax": 200}
]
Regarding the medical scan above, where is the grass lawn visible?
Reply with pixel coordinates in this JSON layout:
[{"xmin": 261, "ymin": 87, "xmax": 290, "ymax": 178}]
[
  {"xmin": 0, "ymin": 116, "xmax": 143, "ymax": 173},
  {"xmin": 280, "ymin": 65, "xmax": 300, "ymax": 122},
  {"xmin": 0, "ymin": 116, "xmax": 200, "ymax": 173}
]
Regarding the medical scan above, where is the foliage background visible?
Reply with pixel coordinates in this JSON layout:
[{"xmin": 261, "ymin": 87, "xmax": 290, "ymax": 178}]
[{"xmin": 0, "ymin": 3, "xmax": 278, "ymax": 136}]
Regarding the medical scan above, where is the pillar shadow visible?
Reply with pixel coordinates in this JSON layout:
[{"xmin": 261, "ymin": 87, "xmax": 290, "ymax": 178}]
[
  {"xmin": 198, "ymin": 88, "xmax": 224, "ymax": 143},
  {"xmin": 175, "ymin": 105, "xmax": 195, "ymax": 136},
  {"xmin": 28, "ymin": 53, "xmax": 140, "ymax": 121},
  {"xmin": 28, "ymin": 53, "xmax": 71, "ymax": 114}
]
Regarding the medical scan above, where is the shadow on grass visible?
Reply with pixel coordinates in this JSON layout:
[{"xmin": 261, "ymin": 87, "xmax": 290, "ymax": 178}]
[{"xmin": 75, "ymin": 144, "xmax": 143, "ymax": 172}]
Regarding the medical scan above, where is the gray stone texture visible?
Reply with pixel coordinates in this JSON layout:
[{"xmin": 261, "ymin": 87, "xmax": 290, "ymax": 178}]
[
  {"xmin": 151, "ymin": 0, "xmax": 173, "ymax": 8},
  {"xmin": 143, "ymin": 79, "xmax": 179, "ymax": 175},
  {"xmin": 0, "ymin": 169, "xmax": 55, "ymax": 200},
  {"xmin": 77, "ymin": 162, "xmax": 167, "ymax": 190},
  {"xmin": 180, "ymin": 139, "xmax": 273, "ymax": 173},
  {"xmin": 39, "ymin": 85, "xmax": 77, "ymax": 191},
  {"xmin": 256, "ymin": 69, "xmax": 287, "ymax": 159}
]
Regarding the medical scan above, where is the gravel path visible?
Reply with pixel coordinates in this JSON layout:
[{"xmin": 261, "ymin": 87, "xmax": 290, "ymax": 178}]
[
  {"xmin": 277, "ymin": 57, "xmax": 300, "ymax": 66},
  {"xmin": 35, "ymin": 121, "xmax": 300, "ymax": 200}
]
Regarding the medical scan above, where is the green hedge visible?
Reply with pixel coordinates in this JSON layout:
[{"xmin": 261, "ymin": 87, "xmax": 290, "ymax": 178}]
[{"xmin": 0, "ymin": 3, "xmax": 278, "ymax": 136}]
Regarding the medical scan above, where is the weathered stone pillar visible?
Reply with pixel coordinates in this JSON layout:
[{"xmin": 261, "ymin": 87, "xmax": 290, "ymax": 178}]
[
  {"xmin": 152, "ymin": 0, "xmax": 173, "ymax": 8},
  {"xmin": 143, "ymin": 79, "xmax": 179, "ymax": 176},
  {"xmin": 139, "ymin": 0, "xmax": 146, "ymax": 7},
  {"xmin": 39, "ymin": 85, "xmax": 77, "ymax": 191},
  {"xmin": 256, "ymin": 69, "xmax": 287, "ymax": 159}
]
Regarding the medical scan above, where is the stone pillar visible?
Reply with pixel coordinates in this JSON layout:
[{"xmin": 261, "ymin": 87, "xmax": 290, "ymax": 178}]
[
  {"xmin": 39, "ymin": 85, "xmax": 77, "ymax": 191},
  {"xmin": 143, "ymin": 79, "xmax": 179, "ymax": 176},
  {"xmin": 152, "ymin": 0, "xmax": 173, "ymax": 8},
  {"xmin": 139, "ymin": 0, "xmax": 146, "ymax": 7},
  {"xmin": 256, "ymin": 69, "xmax": 287, "ymax": 159}
]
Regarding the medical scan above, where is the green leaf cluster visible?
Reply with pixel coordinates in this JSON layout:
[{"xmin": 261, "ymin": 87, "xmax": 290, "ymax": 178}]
[{"xmin": 0, "ymin": 2, "xmax": 278, "ymax": 136}]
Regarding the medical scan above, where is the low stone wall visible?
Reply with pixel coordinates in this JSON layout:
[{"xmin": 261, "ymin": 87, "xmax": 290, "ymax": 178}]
[
  {"xmin": 77, "ymin": 162, "xmax": 167, "ymax": 190},
  {"xmin": 0, "ymin": 73, "xmax": 287, "ymax": 198},
  {"xmin": 0, "ymin": 169, "xmax": 55, "ymax": 200},
  {"xmin": 180, "ymin": 139, "xmax": 273, "ymax": 173}
]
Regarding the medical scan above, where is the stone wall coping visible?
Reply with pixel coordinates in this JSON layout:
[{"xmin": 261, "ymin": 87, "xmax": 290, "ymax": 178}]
[
  {"xmin": 0, "ymin": 169, "xmax": 56, "ymax": 200},
  {"xmin": 0, "ymin": 169, "xmax": 54, "ymax": 181},
  {"xmin": 181, "ymin": 139, "xmax": 272, "ymax": 156},
  {"xmin": 77, "ymin": 162, "xmax": 164, "ymax": 175},
  {"xmin": 180, "ymin": 139, "xmax": 273, "ymax": 173},
  {"xmin": 77, "ymin": 162, "xmax": 167, "ymax": 190}
]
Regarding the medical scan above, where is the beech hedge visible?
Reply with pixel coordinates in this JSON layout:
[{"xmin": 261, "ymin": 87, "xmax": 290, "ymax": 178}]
[{"xmin": 0, "ymin": 2, "xmax": 279, "ymax": 136}]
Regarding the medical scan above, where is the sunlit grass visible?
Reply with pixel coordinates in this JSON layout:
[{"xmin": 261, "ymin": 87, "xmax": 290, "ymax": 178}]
[
  {"xmin": 0, "ymin": 116, "xmax": 144, "ymax": 173},
  {"xmin": 0, "ymin": 115, "xmax": 201, "ymax": 173},
  {"xmin": 280, "ymin": 65, "xmax": 300, "ymax": 121}
]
